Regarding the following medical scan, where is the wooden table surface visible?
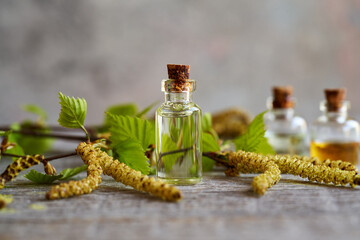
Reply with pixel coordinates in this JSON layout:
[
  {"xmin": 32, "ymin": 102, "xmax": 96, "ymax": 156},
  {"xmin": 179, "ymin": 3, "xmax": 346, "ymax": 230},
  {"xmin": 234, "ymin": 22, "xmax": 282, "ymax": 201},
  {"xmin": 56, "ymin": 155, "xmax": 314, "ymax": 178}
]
[{"xmin": 1, "ymin": 155, "xmax": 360, "ymax": 240}]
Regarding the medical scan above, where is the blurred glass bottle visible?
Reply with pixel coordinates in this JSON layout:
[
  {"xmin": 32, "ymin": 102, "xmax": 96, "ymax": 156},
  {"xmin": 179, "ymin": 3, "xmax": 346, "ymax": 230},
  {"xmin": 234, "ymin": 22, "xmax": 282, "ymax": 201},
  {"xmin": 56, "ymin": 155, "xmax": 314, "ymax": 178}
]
[
  {"xmin": 310, "ymin": 88, "xmax": 359, "ymax": 165},
  {"xmin": 264, "ymin": 86, "xmax": 307, "ymax": 155},
  {"xmin": 155, "ymin": 64, "xmax": 202, "ymax": 185}
]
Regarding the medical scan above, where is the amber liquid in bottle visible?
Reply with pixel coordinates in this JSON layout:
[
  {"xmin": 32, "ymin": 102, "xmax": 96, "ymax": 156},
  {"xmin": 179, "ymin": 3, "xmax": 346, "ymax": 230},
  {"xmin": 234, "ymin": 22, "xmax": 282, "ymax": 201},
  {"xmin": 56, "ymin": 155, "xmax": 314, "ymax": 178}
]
[{"xmin": 310, "ymin": 141, "xmax": 359, "ymax": 165}]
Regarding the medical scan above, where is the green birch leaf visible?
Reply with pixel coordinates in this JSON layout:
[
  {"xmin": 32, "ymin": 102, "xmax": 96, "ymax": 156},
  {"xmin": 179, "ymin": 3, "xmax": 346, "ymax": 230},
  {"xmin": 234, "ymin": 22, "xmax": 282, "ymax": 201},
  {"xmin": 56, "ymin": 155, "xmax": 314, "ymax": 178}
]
[
  {"xmin": 106, "ymin": 103, "xmax": 137, "ymax": 116},
  {"xmin": 112, "ymin": 140, "xmax": 150, "ymax": 174},
  {"xmin": 233, "ymin": 111, "xmax": 274, "ymax": 154},
  {"xmin": 97, "ymin": 103, "xmax": 138, "ymax": 133},
  {"xmin": 24, "ymin": 165, "xmax": 88, "ymax": 184},
  {"xmin": 60, "ymin": 165, "xmax": 87, "ymax": 180},
  {"xmin": 233, "ymin": 111, "xmax": 266, "ymax": 152},
  {"xmin": 104, "ymin": 103, "xmax": 137, "ymax": 125},
  {"xmin": 202, "ymin": 132, "xmax": 220, "ymax": 171},
  {"xmin": 24, "ymin": 170, "xmax": 63, "ymax": 184},
  {"xmin": 22, "ymin": 104, "xmax": 48, "ymax": 121},
  {"xmin": 202, "ymin": 112, "xmax": 219, "ymax": 140},
  {"xmin": 107, "ymin": 114, "xmax": 154, "ymax": 150},
  {"xmin": 203, "ymin": 133, "xmax": 220, "ymax": 152},
  {"xmin": 256, "ymin": 138, "xmax": 275, "ymax": 155},
  {"xmin": 0, "ymin": 131, "xmax": 5, "ymax": 136},
  {"xmin": 58, "ymin": 92, "xmax": 87, "ymax": 129},
  {"xmin": 107, "ymin": 114, "xmax": 153, "ymax": 174},
  {"xmin": 202, "ymin": 112, "xmax": 212, "ymax": 132}
]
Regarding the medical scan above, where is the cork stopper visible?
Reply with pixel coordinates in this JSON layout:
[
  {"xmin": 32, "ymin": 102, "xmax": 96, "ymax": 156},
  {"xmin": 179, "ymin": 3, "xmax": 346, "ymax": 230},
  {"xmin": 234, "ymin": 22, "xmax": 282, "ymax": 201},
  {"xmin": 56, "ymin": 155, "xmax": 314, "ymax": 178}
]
[
  {"xmin": 324, "ymin": 88, "xmax": 346, "ymax": 111},
  {"xmin": 272, "ymin": 86, "xmax": 294, "ymax": 109},
  {"xmin": 164, "ymin": 64, "xmax": 193, "ymax": 92},
  {"xmin": 167, "ymin": 64, "xmax": 190, "ymax": 80}
]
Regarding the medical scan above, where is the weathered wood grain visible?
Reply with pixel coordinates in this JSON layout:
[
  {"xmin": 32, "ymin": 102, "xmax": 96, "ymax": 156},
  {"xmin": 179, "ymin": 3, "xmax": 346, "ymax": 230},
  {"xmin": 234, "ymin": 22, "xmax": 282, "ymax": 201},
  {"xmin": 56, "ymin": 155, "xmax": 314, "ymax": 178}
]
[{"xmin": 0, "ymin": 157, "xmax": 359, "ymax": 240}]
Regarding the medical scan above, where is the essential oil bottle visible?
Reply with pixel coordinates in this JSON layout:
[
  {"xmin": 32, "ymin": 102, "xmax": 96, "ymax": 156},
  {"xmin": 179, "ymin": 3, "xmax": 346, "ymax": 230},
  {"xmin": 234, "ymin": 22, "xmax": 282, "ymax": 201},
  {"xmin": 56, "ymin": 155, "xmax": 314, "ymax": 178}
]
[
  {"xmin": 155, "ymin": 64, "xmax": 202, "ymax": 185},
  {"xmin": 310, "ymin": 88, "xmax": 359, "ymax": 165},
  {"xmin": 264, "ymin": 86, "xmax": 307, "ymax": 155}
]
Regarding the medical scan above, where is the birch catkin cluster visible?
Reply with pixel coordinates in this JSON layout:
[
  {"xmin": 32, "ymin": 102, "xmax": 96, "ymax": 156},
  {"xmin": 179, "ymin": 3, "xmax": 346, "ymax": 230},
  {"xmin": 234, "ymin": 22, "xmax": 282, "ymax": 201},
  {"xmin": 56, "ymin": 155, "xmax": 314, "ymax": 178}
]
[
  {"xmin": 46, "ymin": 142, "xmax": 182, "ymax": 201},
  {"xmin": 76, "ymin": 142, "xmax": 182, "ymax": 201},
  {"xmin": 271, "ymin": 154, "xmax": 360, "ymax": 187},
  {"xmin": 46, "ymin": 151, "xmax": 103, "ymax": 200},
  {"xmin": 226, "ymin": 151, "xmax": 281, "ymax": 195},
  {"xmin": 298, "ymin": 155, "xmax": 358, "ymax": 173},
  {"xmin": 225, "ymin": 150, "xmax": 360, "ymax": 194},
  {"xmin": 0, "ymin": 155, "xmax": 44, "ymax": 190}
]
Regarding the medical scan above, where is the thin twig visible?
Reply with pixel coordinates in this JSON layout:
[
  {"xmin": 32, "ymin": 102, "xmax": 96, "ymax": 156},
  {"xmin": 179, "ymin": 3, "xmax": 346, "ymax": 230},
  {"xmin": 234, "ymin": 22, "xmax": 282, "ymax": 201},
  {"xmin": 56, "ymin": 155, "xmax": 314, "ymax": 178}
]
[
  {"xmin": 2, "ymin": 151, "xmax": 77, "ymax": 161},
  {"xmin": 2, "ymin": 153, "xmax": 25, "ymax": 158},
  {"xmin": 202, "ymin": 152, "xmax": 231, "ymax": 168},
  {"xmin": 158, "ymin": 146, "xmax": 194, "ymax": 163},
  {"xmin": 45, "ymin": 152, "xmax": 78, "ymax": 161},
  {"xmin": 7, "ymin": 130, "xmax": 96, "ymax": 142}
]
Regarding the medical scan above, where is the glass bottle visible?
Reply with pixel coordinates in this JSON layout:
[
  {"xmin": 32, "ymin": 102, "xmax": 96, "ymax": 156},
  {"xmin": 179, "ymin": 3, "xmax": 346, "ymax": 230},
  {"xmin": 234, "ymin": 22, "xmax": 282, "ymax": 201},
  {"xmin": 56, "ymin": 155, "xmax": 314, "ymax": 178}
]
[
  {"xmin": 264, "ymin": 86, "xmax": 308, "ymax": 155},
  {"xmin": 310, "ymin": 88, "xmax": 359, "ymax": 165},
  {"xmin": 155, "ymin": 64, "xmax": 202, "ymax": 185}
]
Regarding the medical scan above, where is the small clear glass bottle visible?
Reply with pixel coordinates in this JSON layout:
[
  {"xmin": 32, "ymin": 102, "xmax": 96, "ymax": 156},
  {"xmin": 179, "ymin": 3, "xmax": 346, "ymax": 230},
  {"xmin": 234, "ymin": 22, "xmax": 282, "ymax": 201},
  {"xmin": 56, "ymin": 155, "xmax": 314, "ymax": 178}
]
[
  {"xmin": 264, "ymin": 86, "xmax": 307, "ymax": 155},
  {"xmin": 310, "ymin": 88, "xmax": 359, "ymax": 165},
  {"xmin": 155, "ymin": 64, "xmax": 202, "ymax": 185}
]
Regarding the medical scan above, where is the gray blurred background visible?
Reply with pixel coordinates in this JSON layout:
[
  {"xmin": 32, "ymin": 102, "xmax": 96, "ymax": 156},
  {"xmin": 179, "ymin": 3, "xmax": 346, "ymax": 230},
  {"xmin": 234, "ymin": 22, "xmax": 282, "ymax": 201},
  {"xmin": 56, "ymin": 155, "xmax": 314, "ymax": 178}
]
[{"xmin": 1, "ymin": 0, "xmax": 360, "ymax": 125}]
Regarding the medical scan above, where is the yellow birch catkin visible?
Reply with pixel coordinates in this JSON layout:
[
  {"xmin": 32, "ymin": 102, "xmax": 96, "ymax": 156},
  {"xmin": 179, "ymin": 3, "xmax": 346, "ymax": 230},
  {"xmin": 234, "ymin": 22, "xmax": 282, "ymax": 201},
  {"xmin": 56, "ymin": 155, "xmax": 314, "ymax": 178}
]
[
  {"xmin": 46, "ymin": 151, "xmax": 103, "ymax": 200},
  {"xmin": 227, "ymin": 151, "xmax": 360, "ymax": 187},
  {"xmin": 0, "ymin": 155, "xmax": 44, "ymax": 190},
  {"xmin": 76, "ymin": 142, "xmax": 183, "ymax": 201},
  {"xmin": 296, "ymin": 155, "xmax": 358, "ymax": 173},
  {"xmin": 43, "ymin": 160, "xmax": 57, "ymax": 176},
  {"xmin": 226, "ymin": 151, "xmax": 281, "ymax": 195},
  {"xmin": 270, "ymin": 154, "xmax": 360, "ymax": 187}
]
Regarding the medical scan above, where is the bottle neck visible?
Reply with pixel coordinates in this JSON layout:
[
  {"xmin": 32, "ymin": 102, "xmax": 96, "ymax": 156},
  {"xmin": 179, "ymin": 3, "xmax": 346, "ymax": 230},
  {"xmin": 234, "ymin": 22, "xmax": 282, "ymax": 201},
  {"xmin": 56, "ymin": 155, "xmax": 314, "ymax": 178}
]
[
  {"xmin": 165, "ymin": 91, "xmax": 193, "ymax": 103},
  {"xmin": 266, "ymin": 96, "xmax": 295, "ymax": 120},
  {"xmin": 320, "ymin": 100, "xmax": 349, "ymax": 122},
  {"xmin": 323, "ymin": 111, "xmax": 347, "ymax": 122},
  {"xmin": 270, "ymin": 108, "xmax": 295, "ymax": 120}
]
